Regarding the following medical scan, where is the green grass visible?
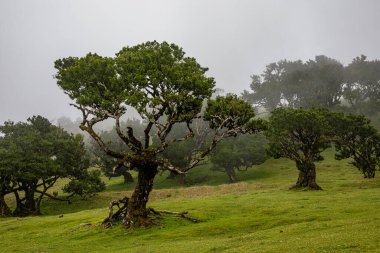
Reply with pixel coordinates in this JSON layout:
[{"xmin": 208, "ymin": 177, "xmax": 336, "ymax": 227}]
[{"xmin": 1, "ymin": 150, "xmax": 380, "ymax": 252}]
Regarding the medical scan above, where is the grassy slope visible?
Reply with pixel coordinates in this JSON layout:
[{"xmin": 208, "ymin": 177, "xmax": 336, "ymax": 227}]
[{"xmin": 1, "ymin": 151, "xmax": 380, "ymax": 253}]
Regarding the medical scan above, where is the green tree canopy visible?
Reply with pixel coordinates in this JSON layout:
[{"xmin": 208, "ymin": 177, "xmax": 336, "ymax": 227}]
[
  {"xmin": 265, "ymin": 108, "xmax": 332, "ymax": 190},
  {"xmin": 330, "ymin": 112, "xmax": 380, "ymax": 178},
  {"xmin": 0, "ymin": 116, "xmax": 104, "ymax": 216}
]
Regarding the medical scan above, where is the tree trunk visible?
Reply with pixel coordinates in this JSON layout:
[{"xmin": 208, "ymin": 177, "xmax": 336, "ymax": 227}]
[
  {"xmin": 122, "ymin": 171, "xmax": 134, "ymax": 184},
  {"xmin": 363, "ymin": 168, "xmax": 375, "ymax": 179},
  {"xmin": 13, "ymin": 183, "xmax": 40, "ymax": 216},
  {"xmin": 166, "ymin": 172, "xmax": 186, "ymax": 186},
  {"xmin": 177, "ymin": 174, "xmax": 186, "ymax": 186},
  {"xmin": 25, "ymin": 186, "xmax": 39, "ymax": 214},
  {"xmin": 124, "ymin": 164, "xmax": 158, "ymax": 227},
  {"xmin": 225, "ymin": 167, "xmax": 237, "ymax": 183},
  {"xmin": 291, "ymin": 162, "xmax": 322, "ymax": 190},
  {"xmin": 0, "ymin": 194, "xmax": 11, "ymax": 217}
]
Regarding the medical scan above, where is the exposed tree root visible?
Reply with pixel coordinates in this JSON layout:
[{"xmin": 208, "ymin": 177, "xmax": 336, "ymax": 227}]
[
  {"xmin": 102, "ymin": 197, "xmax": 129, "ymax": 228},
  {"xmin": 102, "ymin": 197, "xmax": 200, "ymax": 228}
]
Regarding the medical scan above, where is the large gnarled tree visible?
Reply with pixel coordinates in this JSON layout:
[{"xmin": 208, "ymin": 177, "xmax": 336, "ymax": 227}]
[{"xmin": 55, "ymin": 41, "xmax": 259, "ymax": 227}]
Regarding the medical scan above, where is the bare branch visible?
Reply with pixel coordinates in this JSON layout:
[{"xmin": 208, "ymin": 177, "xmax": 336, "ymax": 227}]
[
  {"xmin": 35, "ymin": 189, "xmax": 71, "ymax": 204},
  {"xmin": 144, "ymin": 121, "xmax": 153, "ymax": 149},
  {"xmin": 76, "ymin": 106, "xmax": 125, "ymax": 159},
  {"xmin": 115, "ymin": 114, "xmax": 130, "ymax": 145}
]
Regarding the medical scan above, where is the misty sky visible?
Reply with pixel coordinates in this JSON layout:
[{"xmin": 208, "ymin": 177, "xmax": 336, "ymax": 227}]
[{"xmin": 1, "ymin": 0, "xmax": 379, "ymax": 123}]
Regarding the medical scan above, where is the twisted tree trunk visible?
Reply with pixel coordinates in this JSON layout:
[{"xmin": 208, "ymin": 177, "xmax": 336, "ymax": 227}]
[
  {"xmin": 122, "ymin": 171, "xmax": 134, "ymax": 184},
  {"xmin": 13, "ymin": 183, "xmax": 40, "ymax": 216},
  {"xmin": 0, "ymin": 194, "xmax": 11, "ymax": 217},
  {"xmin": 123, "ymin": 163, "xmax": 158, "ymax": 227},
  {"xmin": 225, "ymin": 167, "xmax": 237, "ymax": 183},
  {"xmin": 291, "ymin": 161, "xmax": 322, "ymax": 190},
  {"xmin": 363, "ymin": 169, "xmax": 375, "ymax": 178}
]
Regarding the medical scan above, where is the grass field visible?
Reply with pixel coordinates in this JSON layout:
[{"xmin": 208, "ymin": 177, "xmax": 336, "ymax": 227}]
[{"xmin": 1, "ymin": 150, "xmax": 380, "ymax": 253}]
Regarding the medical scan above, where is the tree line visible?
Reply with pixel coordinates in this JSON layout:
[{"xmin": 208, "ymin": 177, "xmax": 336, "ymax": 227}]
[{"xmin": 242, "ymin": 55, "xmax": 380, "ymax": 123}]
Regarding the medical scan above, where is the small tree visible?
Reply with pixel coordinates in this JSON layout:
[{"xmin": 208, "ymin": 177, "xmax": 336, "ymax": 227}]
[
  {"xmin": 331, "ymin": 113, "xmax": 380, "ymax": 178},
  {"xmin": 54, "ymin": 41, "xmax": 260, "ymax": 226},
  {"xmin": 211, "ymin": 134, "xmax": 268, "ymax": 182},
  {"xmin": 0, "ymin": 116, "xmax": 105, "ymax": 216},
  {"xmin": 266, "ymin": 108, "xmax": 332, "ymax": 190}
]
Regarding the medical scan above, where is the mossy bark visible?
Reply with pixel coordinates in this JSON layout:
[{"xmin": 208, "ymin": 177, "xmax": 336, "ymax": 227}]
[
  {"xmin": 124, "ymin": 163, "xmax": 157, "ymax": 227},
  {"xmin": 291, "ymin": 161, "xmax": 322, "ymax": 190}
]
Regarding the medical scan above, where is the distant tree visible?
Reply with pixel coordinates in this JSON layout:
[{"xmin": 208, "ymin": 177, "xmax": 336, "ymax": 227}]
[
  {"xmin": 211, "ymin": 134, "xmax": 268, "ymax": 182},
  {"xmin": 56, "ymin": 116, "xmax": 83, "ymax": 134},
  {"xmin": 242, "ymin": 60, "xmax": 302, "ymax": 109},
  {"xmin": 242, "ymin": 56, "xmax": 344, "ymax": 110},
  {"xmin": 55, "ymin": 41, "xmax": 261, "ymax": 227},
  {"xmin": 266, "ymin": 108, "xmax": 332, "ymax": 190},
  {"xmin": 0, "ymin": 116, "xmax": 105, "ymax": 216},
  {"xmin": 162, "ymin": 118, "xmax": 211, "ymax": 185},
  {"xmin": 343, "ymin": 55, "xmax": 380, "ymax": 115},
  {"xmin": 330, "ymin": 113, "xmax": 380, "ymax": 178}
]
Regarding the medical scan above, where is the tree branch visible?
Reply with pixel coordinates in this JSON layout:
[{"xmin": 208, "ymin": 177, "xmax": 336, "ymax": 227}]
[{"xmin": 35, "ymin": 189, "xmax": 71, "ymax": 204}]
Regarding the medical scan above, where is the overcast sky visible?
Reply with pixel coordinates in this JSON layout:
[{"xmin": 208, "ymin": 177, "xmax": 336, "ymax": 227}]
[{"xmin": 1, "ymin": 0, "xmax": 379, "ymax": 123}]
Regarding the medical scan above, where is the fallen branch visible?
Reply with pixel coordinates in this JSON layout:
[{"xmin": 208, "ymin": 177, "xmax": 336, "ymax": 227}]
[{"xmin": 148, "ymin": 208, "xmax": 201, "ymax": 223}]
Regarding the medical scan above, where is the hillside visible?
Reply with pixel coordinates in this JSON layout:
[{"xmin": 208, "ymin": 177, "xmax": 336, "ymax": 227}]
[{"xmin": 1, "ymin": 151, "xmax": 380, "ymax": 253}]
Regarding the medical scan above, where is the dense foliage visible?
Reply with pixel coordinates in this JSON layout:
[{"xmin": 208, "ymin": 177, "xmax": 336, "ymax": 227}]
[
  {"xmin": 265, "ymin": 108, "xmax": 332, "ymax": 189},
  {"xmin": 0, "ymin": 116, "xmax": 104, "ymax": 216},
  {"xmin": 330, "ymin": 113, "xmax": 380, "ymax": 178}
]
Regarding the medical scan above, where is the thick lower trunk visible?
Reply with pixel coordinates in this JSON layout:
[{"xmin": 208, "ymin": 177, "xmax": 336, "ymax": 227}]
[
  {"xmin": 291, "ymin": 162, "xmax": 322, "ymax": 190},
  {"xmin": 13, "ymin": 185, "xmax": 40, "ymax": 216},
  {"xmin": 122, "ymin": 171, "xmax": 134, "ymax": 184},
  {"xmin": 0, "ymin": 194, "xmax": 11, "ymax": 217},
  {"xmin": 125, "ymin": 164, "xmax": 157, "ymax": 227},
  {"xmin": 363, "ymin": 168, "xmax": 375, "ymax": 179},
  {"xmin": 177, "ymin": 174, "xmax": 186, "ymax": 186},
  {"xmin": 225, "ymin": 167, "xmax": 237, "ymax": 183}
]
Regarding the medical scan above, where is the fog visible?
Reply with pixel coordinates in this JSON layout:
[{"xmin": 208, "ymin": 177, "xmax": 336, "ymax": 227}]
[{"xmin": 1, "ymin": 0, "xmax": 379, "ymax": 123}]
